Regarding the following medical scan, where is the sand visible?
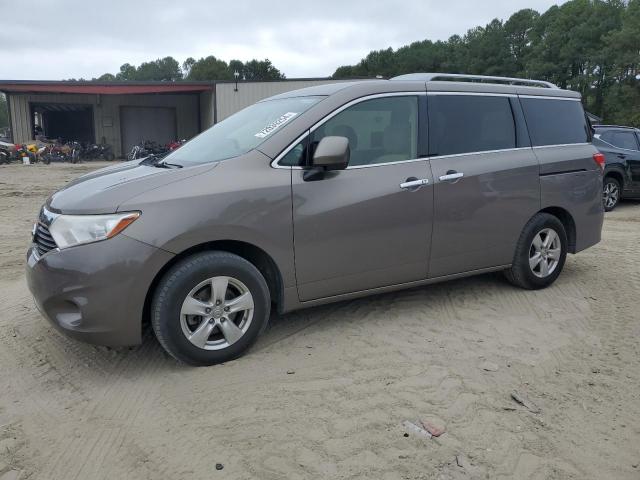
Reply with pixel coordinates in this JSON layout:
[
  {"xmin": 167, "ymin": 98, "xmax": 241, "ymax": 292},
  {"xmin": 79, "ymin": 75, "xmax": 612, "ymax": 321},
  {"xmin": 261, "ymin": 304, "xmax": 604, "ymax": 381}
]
[{"xmin": 0, "ymin": 162, "xmax": 639, "ymax": 479}]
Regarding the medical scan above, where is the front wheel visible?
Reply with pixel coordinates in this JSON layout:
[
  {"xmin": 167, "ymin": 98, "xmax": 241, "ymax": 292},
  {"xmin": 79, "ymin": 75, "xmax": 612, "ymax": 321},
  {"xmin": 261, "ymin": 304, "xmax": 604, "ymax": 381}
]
[
  {"xmin": 151, "ymin": 251, "xmax": 271, "ymax": 366},
  {"xmin": 603, "ymin": 177, "xmax": 621, "ymax": 212},
  {"xmin": 504, "ymin": 213, "xmax": 567, "ymax": 290}
]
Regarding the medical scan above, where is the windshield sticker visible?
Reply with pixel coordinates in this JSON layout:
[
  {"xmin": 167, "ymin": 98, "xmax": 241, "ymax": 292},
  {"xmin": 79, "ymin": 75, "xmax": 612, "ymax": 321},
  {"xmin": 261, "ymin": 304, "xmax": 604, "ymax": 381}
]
[{"xmin": 254, "ymin": 112, "xmax": 298, "ymax": 138}]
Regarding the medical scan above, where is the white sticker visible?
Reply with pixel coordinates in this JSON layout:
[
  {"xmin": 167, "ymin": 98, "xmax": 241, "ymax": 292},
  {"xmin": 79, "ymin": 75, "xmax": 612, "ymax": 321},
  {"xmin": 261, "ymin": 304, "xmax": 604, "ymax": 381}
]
[{"xmin": 254, "ymin": 112, "xmax": 298, "ymax": 138}]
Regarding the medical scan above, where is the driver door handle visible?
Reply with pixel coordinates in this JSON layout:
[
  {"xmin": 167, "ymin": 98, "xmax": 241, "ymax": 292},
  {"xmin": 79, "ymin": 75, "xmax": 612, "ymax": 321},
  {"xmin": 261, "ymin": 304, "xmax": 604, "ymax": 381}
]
[{"xmin": 439, "ymin": 171, "xmax": 464, "ymax": 182}]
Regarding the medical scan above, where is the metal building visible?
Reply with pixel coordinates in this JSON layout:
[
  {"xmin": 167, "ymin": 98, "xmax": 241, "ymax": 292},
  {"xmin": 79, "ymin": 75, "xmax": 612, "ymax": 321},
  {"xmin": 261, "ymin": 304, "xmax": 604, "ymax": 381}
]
[{"xmin": 0, "ymin": 78, "xmax": 348, "ymax": 157}]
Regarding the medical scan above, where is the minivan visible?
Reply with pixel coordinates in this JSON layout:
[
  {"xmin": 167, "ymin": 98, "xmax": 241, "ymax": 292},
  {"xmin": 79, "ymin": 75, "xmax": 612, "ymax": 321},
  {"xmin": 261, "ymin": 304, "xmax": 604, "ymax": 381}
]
[{"xmin": 26, "ymin": 73, "xmax": 604, "ymax": 366}]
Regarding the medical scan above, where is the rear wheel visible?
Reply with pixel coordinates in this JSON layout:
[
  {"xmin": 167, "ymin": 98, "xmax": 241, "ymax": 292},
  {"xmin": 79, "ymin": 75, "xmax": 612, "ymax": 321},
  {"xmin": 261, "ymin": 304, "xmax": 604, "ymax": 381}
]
[
  {"xmin": 151, "ymin": 251, "xmax": 270, "ymax": 366},
  {"xmin": 504, "ymin": 213, "xmax": 567, "ymax": 290},
  {"xmin": 603, "ymin": 176, "xmax": 621, "ymax": 212}
]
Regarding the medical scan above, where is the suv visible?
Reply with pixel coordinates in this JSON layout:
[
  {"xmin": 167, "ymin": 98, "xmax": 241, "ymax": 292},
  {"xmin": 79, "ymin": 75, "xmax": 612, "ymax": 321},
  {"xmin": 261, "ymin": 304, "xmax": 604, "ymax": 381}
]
[
  {"xmin": 592, "ymin": 125, "xmax": 640, "ymax": 211},
  {"xmin": 26, "ymin": 73, "xmax": 604, "ymax": 366}
]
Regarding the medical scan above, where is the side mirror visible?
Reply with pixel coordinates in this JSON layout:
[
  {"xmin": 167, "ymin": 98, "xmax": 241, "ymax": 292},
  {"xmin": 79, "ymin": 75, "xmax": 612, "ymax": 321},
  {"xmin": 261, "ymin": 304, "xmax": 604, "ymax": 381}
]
[{"xmin": 312, "ymin": 136, "xmax": 350, "ymax": 171}]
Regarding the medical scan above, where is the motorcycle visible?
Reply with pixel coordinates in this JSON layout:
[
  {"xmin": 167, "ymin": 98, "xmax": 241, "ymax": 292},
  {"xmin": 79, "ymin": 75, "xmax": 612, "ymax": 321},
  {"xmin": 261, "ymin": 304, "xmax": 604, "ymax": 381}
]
[
  {"xmin": 82, "ymin": 143, "xmax": 114, "ymax": 161},
  {"xmin": 0, "ymin": 141, "xmax": 14, "ymax": 164},
  {"xmin": 127, "ymin": 140, "xmax": 168, "ymax": 160},
  {"xmin": 42, "ymin": 142, "xmax": 78, "ymax": 164}
]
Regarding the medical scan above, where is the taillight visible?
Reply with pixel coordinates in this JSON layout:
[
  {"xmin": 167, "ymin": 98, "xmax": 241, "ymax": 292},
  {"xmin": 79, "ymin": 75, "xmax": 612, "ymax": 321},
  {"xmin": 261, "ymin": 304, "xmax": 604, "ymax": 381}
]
[{"xmin": 593, "ymin": 153, "xmax": 605, "ymax": 170}]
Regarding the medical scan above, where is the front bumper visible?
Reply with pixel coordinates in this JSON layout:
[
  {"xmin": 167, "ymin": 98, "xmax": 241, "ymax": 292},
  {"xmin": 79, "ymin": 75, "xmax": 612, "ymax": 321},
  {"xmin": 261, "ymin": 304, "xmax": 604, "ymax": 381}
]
[{"xmin": 26, "ymin": 234, "xmax": 173, "ymax": 346}]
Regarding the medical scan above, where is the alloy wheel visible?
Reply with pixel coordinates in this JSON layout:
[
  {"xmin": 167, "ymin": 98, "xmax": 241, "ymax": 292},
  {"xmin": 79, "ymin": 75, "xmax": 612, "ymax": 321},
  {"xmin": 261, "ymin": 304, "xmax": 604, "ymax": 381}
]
[
  {"xmin": 603, "ymin": 181, "xmax": 619, "ymax": 210},
  {"xmin": 180, "ymin": 276, "xmax": 254, "ymax": 350},
  {"xmin": 529, "ymin": 228, "xmax": 561, "ymax": 278}
]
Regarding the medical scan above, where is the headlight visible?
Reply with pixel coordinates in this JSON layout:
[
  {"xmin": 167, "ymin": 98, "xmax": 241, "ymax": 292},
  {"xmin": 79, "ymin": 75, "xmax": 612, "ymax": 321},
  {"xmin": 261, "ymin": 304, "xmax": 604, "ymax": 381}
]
[{"xmin": 49, "ymin": 212, "xmax": 140, "ymax": 249}]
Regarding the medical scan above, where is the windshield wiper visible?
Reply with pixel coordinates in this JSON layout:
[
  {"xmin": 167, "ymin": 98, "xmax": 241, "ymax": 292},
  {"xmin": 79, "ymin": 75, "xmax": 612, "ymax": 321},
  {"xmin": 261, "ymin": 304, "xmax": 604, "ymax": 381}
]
[{"xmin": 139, "ymin": 155, "xmax": 182, "ymax": 169}]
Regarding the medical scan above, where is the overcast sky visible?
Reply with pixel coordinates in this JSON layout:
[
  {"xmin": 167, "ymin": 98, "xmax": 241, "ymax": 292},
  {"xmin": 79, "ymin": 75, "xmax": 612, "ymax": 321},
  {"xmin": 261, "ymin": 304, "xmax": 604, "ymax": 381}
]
[{"xmin": 1, "ymin": 0, "xmax": 565, "ymax": 81}]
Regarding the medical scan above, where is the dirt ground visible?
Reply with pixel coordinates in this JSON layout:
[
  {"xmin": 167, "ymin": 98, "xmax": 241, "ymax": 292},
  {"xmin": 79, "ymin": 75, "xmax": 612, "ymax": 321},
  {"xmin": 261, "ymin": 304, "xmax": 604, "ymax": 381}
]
[{"xmin": 0, "ymin": 162, "xmax": 639, "ymax": 480}]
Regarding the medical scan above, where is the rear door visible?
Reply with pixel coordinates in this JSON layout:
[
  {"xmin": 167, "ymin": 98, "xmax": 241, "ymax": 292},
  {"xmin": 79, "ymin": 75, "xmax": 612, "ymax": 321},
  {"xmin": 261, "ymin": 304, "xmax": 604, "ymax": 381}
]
[
  {"xmin": 601, "ymin": 129, "xmax": 640, "ymax": 189},
  {"xmin": 290, "ymin": 94, "xmax": 434, "ymax": 301},
  {"xmin": 427, "ymin": 93, "xmax": 540, "ymax": 278},
  {"xmin": 596, "ymin": 129, "xmax": 640, "ymax": 191}
]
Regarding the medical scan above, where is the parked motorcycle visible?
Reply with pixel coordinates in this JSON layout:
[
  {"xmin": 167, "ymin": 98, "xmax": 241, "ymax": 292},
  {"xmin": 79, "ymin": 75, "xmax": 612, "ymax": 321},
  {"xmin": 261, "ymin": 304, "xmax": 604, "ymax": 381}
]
[
  {"xmin": 0, "ymin": 141, "xmax": 14, "ymax": 164},
  {"xmin": 42, "ymin": 142, "xmax": 78, "ymax": 164},
  {"xmin": 127, "ymin": 140, "xmax": 168, "ymax": 160},
  {"xmin": 82, "ymin": 143, "xmax": 115, "ymax": 161}
]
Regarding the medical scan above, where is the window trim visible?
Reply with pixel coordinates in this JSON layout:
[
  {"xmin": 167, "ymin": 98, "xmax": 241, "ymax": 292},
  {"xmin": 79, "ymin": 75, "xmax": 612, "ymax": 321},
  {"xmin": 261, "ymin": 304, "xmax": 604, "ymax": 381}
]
[
  {"xmin": 271, "ymin": 92, "xmax": 426, "ymax": 169},
  {"xmin": 428, "ymin": 146, "xmax": 532, "ymax": 160}
]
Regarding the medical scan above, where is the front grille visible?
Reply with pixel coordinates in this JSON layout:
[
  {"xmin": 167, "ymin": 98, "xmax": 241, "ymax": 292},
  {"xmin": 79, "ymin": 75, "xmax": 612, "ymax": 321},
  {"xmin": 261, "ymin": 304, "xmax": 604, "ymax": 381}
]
[{"xmin": 34, "ymin": 223, "xmax": 57, "ymax": 256}]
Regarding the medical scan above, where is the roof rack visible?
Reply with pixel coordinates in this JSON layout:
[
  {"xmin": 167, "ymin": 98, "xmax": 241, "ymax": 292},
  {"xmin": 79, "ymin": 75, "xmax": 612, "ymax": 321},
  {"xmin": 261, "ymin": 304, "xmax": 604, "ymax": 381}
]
[{"xmin": 391, "ymin": 73, "xmax": 558, "ymax": 89}]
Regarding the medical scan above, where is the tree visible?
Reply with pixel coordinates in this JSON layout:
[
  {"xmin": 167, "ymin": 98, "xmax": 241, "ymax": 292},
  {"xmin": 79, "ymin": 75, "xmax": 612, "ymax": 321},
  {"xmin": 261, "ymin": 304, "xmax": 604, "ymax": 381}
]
[
  {"xmin": 240, "ymin": 59, "xmax": 285, "ymax": 80},
  {"xmin": 110, "ymin": 57, "xmax": 182, "ymax": 81},
  {"xmin": 182, "ymin": 57, "xmax": 196, "ymax": 77},
  {"xmin": 116, "ymin": 63, "xmax": 137, "ymax": 81},
  {"xmin": 95, "ymin": 73, "xmax": 116, "ymax": 82},
  {"xmin": 186, "ymin": 56, "xmax": 233, "ymax": 81}
]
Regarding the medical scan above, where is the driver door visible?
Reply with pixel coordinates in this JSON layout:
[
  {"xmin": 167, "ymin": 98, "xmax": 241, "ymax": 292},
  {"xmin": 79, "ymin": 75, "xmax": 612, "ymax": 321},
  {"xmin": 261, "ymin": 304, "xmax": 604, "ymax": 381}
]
[{"xmin": 289, "ymin": 95, "xmax": 434, "ymax": 302}]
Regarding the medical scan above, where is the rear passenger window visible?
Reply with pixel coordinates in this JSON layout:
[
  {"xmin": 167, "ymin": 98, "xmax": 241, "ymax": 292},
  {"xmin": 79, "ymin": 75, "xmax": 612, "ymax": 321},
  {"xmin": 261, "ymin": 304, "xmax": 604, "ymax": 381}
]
[
  {"xmin": 599, "ymin": 130, "xmax": 639, "ymax": 151},
  {"xmin": 520, "ymin": 98, "xmax": 589, "ymax": 147},
  {"xmin": 428, "ymin": 95, "xmax": 516, "ymax": 156}
]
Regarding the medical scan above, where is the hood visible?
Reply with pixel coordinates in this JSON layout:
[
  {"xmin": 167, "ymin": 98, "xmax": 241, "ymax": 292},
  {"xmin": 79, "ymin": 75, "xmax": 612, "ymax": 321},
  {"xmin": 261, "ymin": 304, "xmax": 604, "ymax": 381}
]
[{"xmin": 47, "ymin": 160, "xmax": 218, "ymax": 214}]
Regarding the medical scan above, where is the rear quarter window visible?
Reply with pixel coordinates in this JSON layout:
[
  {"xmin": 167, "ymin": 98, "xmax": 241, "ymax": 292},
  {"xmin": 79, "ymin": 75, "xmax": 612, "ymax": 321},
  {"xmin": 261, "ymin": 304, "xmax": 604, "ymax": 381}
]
[{"xmin": 520, "ymin": 97, "xmax": 589, "ymax": 147}]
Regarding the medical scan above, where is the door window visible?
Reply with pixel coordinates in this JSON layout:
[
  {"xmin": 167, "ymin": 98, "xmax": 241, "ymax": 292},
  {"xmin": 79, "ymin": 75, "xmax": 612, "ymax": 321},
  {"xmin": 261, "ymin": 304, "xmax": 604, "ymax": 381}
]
[
  {"xmin": 428, "ymin": 95, "xmax": 516, "ymax": 156},
  {"xmin": 599, "ymin": 130, "xmax": 639, "ymax": 151},
  {"xmin": 311, "ymin": 96, "xmax": 418, "ymax": 167}
]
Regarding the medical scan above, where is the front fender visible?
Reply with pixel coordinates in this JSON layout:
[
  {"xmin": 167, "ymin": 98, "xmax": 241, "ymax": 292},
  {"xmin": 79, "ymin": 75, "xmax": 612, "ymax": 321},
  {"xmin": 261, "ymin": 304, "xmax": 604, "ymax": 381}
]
[{"xmin": 119, "ymin": 151, "xmax": 296, "ymax": 288}]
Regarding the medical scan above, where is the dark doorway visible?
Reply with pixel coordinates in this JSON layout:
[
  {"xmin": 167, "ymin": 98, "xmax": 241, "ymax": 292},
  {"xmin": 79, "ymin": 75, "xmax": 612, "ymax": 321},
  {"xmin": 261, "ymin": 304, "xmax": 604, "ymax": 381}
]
[{"xmin": 30, "ymin": 103, "xmax": 95, "ymax": 142}]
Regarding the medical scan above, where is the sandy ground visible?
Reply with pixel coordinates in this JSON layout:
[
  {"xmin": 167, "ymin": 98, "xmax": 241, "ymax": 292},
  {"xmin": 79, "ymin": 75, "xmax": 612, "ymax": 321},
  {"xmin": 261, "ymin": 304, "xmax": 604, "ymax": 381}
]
[{"xmin": 0, "ymin": 162, "xmax": 639, "ymax": 480}]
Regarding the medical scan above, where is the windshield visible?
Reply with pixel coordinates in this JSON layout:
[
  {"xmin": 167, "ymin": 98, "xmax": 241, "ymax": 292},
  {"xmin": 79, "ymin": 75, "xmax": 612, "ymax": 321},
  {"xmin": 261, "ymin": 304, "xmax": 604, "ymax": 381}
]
[{"xmin": 163, "ymin": 96, "xmax": 323, "ymax": 167}]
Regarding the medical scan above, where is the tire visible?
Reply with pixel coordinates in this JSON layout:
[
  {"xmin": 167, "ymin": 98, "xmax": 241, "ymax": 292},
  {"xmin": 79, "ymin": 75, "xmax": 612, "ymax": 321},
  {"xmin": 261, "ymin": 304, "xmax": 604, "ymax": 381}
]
[
  {"xmin": 504, "ymin": 213, "xmax": 568, "ymax": 290},
  {"xmin": 603, "ymin": 176, "xmax": 621, "ymax": 212},
  {"xmin": 151, "ymin": 251, "xmax": 271, "ymax": 366}
]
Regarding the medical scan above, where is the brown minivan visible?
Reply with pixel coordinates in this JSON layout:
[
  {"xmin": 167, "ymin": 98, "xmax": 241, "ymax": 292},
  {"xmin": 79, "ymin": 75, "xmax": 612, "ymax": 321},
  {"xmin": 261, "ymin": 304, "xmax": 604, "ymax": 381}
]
[{"xmin": 26, "ymin": 73, "xmax": 604, "ymax": 365}]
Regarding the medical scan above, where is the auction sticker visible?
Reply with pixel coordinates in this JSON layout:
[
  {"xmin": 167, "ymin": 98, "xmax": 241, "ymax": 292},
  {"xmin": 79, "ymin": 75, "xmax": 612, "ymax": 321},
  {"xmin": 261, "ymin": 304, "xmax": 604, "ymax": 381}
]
[{"xmin": 254, "ymin": 112, "xmax": 297, "ymax": 138}]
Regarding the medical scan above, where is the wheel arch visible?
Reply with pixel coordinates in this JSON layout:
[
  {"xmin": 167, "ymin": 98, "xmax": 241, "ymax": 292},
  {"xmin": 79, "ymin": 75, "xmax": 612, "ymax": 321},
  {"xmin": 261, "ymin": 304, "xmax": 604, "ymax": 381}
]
[
  {"xmin": 142, "ymin": 240, "xmax": 284, "ymax": 330},
  {"xmin": 604, "ymin": 168, "xmax": 624, "ymax": 189},
  {"xmin": 538, "ymin": 206, "xmax": 577, "ymax": 253}
]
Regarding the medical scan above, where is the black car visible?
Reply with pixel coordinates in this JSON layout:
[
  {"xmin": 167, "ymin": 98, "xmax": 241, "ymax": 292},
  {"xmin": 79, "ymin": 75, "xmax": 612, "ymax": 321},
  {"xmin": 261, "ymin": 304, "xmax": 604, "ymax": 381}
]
[{"xmin": 592, "ymin": 125, "xmax": 640, "ymax": 211}]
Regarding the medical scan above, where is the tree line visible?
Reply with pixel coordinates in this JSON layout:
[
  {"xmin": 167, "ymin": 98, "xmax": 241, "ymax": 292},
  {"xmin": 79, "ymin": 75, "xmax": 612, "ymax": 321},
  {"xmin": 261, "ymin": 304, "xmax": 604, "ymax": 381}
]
[
  {"xmin": 333, "ymin": 0, "xmax": 640, "ymax": 126},
  {"xmin": 79, "ymin": 57, "xmax": 285, "ymax": 83}
]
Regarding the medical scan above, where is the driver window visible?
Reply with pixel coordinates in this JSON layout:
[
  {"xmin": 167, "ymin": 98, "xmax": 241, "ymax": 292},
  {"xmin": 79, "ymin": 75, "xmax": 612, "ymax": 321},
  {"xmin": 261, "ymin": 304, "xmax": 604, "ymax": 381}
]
[{"xmin": 311, "ymin": 96, "xmax": 418, "ymax": 167}]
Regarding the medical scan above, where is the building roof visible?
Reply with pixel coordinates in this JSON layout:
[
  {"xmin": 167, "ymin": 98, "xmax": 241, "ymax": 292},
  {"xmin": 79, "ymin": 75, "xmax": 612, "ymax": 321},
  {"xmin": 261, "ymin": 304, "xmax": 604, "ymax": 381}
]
[{"xmin": 0, "ymin": 80, "xmax": 214, "ymax": 95}]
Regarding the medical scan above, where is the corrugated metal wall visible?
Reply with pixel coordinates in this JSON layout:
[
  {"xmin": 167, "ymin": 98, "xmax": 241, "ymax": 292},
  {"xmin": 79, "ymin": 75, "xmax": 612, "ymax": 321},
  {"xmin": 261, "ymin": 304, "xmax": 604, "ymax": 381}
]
[
  {"xmin": 215, "ymin": 79, "xmax": 347, "ymax": 122},
  {"xmin": 8, "ymin": 92, "xmax": 201, "ymax": 156}
]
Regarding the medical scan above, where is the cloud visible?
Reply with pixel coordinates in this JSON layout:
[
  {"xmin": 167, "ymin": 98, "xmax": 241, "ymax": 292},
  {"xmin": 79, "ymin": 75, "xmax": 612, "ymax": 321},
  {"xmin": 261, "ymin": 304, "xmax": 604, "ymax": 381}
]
[{"xmin": 0, "ymin": 0, "xmax": 564, "ymax": 80}]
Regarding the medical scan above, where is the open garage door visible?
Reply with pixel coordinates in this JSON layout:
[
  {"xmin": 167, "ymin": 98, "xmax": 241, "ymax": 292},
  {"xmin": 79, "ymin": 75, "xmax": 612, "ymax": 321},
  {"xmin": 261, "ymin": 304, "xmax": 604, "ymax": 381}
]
[
  {"xmin": 31, "ymin": 103, "xmax": 95, "ymax": 143},
  {"xmin": 120, "ymin": 106, "xmax": 177, "ymax": 156}
]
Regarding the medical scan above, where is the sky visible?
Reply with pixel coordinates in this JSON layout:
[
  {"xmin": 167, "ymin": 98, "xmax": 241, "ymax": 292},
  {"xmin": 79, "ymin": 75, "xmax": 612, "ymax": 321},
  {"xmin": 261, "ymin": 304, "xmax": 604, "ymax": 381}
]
[{"xmin": 0, "ymin": 0, "xmax": 565, "ymax": 81}]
